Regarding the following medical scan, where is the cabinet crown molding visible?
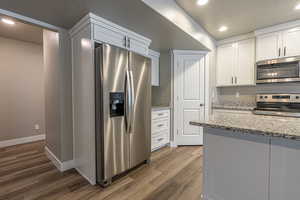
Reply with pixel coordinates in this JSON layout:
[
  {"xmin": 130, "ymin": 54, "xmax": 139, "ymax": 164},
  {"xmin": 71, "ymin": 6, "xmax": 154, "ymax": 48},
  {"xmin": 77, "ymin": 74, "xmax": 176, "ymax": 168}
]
[
  {"xmin": 69, "ymin": 12, "xmax": 151, "ymax": 46},
  {"xmin": 148, "ymin": 49, "xmax": 160, "ymax": 57},
  {"xmin": 217, "ymin": 33, "xmax": 255, "ymax": 46},
  {"xmin": 172, "ymin": 49, "xmax": 209, "ymax": 56},
  {"xmin": 255, "ymin": 19, "xmax": 300, "ymax": 36}
]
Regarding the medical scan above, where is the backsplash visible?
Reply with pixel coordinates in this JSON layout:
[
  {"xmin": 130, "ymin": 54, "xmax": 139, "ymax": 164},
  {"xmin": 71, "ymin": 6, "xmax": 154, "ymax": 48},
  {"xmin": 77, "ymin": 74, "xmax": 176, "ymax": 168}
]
[
  {"xmin": 215, "ymin": 86, "xmax": 256, "ymax": 107},
  {"xmin": 216, "ymin": 82, "xmax": 300, "ymax": 107}
]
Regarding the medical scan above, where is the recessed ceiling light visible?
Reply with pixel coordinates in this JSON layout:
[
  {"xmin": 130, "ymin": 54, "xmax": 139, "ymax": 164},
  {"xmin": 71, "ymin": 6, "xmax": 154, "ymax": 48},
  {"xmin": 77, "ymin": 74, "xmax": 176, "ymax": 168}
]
[
  {"xmin": 197, "ymin": 0, "xmax": 209, "ymax": 6},
  {"xmin": 219, "ymin": 26, "xmax": 228, "ymax": 32},
  {"xmin": 1, "ymin": 18, "xmax": 15, "ymax": 25},
  {"xmin": 295, "ymin": 4, "xmax": 300, "ymax": 10}
]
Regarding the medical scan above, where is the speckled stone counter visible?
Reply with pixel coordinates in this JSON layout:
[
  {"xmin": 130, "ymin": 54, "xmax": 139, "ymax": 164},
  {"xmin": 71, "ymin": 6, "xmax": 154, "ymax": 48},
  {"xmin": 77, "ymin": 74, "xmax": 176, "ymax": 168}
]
[
  {"xmin": 212, "ymin": 104, "xmax": 255, "ymax": 111},
  {"xmin": 194, "ymin": 112, "xmax": 300, "ymax": 200},
  {"xmin": 190, "ymin": 112, "xmax": 300, "ymax": 140},
  {"xmin": 152, "ymin": 106, "xmax": 170, "ymax": 111}
]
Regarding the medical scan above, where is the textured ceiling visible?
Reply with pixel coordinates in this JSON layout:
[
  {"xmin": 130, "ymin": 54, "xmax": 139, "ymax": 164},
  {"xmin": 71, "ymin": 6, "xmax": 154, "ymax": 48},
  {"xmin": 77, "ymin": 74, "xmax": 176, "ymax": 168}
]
[
  {"xmin": 0, "ymin": 15, "xmax": 43, "ymax": 44},
  {"xmin": 0, "ymin": 0, "xmax": 207, "ymax": 51},
  {"xmin": 176, "ymin": 0, "xmax": 300, "ymax": 40}
]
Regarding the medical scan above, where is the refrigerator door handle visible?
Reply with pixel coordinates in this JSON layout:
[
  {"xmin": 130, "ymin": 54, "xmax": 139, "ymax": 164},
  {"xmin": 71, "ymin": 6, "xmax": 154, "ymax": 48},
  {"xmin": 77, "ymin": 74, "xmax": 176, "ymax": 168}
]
[
  {"xmin": 128, "ymin": 70, "xmax": 135, "ymax": 133},
  {"xmin": 125, "ymin": 69, "xmax": 134, "ymax": 134},
  {"xmin": 124, "ymin": 70, "xmax": 130, "ymax": 132}
]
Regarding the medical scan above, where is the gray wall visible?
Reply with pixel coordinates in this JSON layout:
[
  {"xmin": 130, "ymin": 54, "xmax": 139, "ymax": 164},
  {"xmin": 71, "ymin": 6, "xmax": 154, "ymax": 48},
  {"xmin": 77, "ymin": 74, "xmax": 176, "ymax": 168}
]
[
  {"xmin": 43, "ymin": 29, "xmax": 73, "ymax": 162},
  {"xmin": 216, "ymin": 83, "xmax": 300, "ymax": 107},
  {"xmin": 152, "ymin": 51, "xmax": 172, "ymax": 107},
  {"xmin": 0, "ymin": 36, "xmax": 44, "ymax": 141}
]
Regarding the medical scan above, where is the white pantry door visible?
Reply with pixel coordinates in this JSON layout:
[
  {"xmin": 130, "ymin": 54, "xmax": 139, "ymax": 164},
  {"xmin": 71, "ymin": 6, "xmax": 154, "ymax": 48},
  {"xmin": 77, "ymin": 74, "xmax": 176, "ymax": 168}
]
[{"xmin": 174, "ymin": 54, "xmax": 205, "ymax": 146}]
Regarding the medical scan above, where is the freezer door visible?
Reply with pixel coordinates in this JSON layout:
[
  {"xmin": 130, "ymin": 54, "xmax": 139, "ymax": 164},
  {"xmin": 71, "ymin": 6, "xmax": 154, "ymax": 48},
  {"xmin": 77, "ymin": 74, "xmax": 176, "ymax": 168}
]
[
  {"xmin": 95, "ymin": 44, "xmax": 130, "ymax": 183},
  {"xmin": 129, "ymin": 52, "xmax": 152, "ymax": 167}
]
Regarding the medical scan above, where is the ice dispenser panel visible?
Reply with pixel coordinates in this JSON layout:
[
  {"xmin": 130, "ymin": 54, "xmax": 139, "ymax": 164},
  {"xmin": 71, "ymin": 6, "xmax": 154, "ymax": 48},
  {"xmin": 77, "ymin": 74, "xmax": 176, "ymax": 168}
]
[{"xmin": 110, "ymin": 92, "xmax": 124, "ymax": 117}]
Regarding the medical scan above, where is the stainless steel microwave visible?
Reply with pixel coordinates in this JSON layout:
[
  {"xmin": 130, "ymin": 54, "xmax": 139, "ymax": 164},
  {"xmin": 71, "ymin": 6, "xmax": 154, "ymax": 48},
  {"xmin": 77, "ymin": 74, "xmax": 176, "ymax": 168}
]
[{"xmin": 256, "ymin": 57, "xmax": 300, "ymax": 84}]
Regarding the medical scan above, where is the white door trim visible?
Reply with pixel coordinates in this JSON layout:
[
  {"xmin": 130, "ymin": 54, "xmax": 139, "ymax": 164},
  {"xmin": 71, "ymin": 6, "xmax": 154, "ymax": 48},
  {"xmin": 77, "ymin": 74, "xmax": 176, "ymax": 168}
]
[{"xmin": 172, "ymin": 50, "xmax": 209, "ymax": 146}]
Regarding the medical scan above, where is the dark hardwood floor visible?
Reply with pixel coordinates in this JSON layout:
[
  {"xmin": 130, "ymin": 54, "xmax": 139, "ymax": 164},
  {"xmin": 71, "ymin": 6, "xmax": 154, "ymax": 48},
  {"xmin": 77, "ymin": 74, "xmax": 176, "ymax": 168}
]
[{"xmin": 0, "ymin": 141, "xmax": 203, "ymax": 200}]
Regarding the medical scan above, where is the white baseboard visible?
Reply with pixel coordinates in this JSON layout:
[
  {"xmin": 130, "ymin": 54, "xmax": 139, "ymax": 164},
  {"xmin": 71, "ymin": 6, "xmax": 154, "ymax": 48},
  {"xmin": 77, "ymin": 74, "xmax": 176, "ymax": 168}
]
[
  {"xmin": 45, "ymin": 147, "xmax": 74, "ymax": 172},
  {"xmin": 0, "ymin": 134, "xmax": 45, "ymax": 148}
]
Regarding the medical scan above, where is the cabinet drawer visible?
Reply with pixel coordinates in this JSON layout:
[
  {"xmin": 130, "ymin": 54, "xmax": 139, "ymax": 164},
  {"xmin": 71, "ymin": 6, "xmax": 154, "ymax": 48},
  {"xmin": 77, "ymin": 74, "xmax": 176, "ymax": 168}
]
[
  {"xmin": 152, "ymin": 110, "xmax": 170, "ymax": 120},
  {"xmin": 93, "ymin": 24, "xmax": 126, "ymax": 49},
  {"xmin": 151, "ymin": 132, "xmax": 169, "ymax": 150},
  {"xmin": 152, "ymin": 119, "xmax": 169, "ymax": 133}
]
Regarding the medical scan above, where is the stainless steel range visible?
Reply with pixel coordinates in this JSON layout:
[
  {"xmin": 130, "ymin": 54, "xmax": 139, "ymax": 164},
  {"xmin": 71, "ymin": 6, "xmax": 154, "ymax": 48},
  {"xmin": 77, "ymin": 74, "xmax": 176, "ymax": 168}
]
[{"xmin": 253, "ymin": 94, "xmax": 300, "ymax": 117}]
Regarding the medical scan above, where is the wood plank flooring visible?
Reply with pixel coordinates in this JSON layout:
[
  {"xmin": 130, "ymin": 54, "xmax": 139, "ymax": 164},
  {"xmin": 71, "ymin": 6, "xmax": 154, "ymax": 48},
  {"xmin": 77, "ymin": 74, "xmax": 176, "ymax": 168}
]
[{"xmin": 0, "ymin": 141, "xmax": 203, "ymax": 200}]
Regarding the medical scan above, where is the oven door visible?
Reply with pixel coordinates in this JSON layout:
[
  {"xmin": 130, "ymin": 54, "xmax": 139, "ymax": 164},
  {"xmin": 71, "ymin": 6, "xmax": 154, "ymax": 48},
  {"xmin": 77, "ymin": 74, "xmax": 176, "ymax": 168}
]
[
  {"xmin": 256, "ymin": 60, "xmax": 300, "ymax": 83},
  {"xmin": 254, "ymin": 102, "xmax": 300, "ymax": 117}
]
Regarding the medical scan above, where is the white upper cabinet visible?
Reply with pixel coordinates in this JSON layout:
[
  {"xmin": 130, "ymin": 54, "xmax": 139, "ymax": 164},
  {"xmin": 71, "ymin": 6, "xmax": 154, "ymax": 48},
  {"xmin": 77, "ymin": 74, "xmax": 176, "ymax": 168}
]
[
  {"xmin": 93, "ymin": 24, "xmax": 127, "ymax": 49},
  {"xmin": 217, "ymin": 38, "xmax": 255, "ymax": 87},
  {"xmin": 236, "ymin": 38, "xmax": 255, "ymax": 85},
  {"xmin": 256, "ymin": 27, "xmax": 300, "ymax": 61},
  {"xmin": 282, "ymin": 27, "xmax": 300, "ymax": 57},
  {"xmin": 217, "ymin": 43, "xmax": 236, "ymax": 86},
  {"xmin": 128, "ymin": 36, "xmax": 150, "ymax": 56},
  {"xmin": 256, "ymin": 32, "xmax": 281, "ymax": 61},
  {"xmin": 70, "ymin": 13, "xmax": 151, "ymax": 56},
  {"xmin": 148, "ymin": 49, "xmax": 160, "ymax": 86}
]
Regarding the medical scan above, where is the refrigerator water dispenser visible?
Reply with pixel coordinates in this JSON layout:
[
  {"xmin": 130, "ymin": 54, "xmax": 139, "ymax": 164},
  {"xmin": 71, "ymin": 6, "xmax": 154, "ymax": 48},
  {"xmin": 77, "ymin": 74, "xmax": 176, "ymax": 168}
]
[{"xmin": 109, "ymin": 92, "xmax": 124, "ymax": 117}]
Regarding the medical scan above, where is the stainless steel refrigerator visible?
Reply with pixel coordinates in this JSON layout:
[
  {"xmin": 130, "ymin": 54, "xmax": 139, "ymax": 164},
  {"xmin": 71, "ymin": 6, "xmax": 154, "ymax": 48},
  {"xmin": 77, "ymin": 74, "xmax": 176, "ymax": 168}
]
[{"xmin": 95, "ymin": 43, "xmax": 151, "ymax": 187}]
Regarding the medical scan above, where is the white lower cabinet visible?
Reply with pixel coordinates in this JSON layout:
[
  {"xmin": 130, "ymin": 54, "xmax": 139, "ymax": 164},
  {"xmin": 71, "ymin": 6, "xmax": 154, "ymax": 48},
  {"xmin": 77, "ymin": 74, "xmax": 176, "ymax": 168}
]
[{"xmin": 151, "ymin": 109, "xmax": 170, "ymax": 151}]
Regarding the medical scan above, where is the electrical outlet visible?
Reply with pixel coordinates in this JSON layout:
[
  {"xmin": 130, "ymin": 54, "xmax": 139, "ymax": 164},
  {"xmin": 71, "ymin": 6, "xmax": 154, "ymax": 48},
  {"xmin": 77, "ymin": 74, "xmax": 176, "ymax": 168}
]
[{"xmin": 34, "ymin": 124, "xmax": 40, "ymax": 130}]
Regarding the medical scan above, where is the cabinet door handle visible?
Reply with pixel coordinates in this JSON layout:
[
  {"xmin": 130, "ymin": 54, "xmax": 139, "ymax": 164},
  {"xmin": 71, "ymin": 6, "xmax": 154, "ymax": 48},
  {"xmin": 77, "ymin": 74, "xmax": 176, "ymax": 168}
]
[
  {"xmin": 127, "ymin": 37, "xmax": 130, "ymax": 48},
  {"xmin": 278, "ymin": 48, "xmax": 281, "ymax": 57},
  {"xmin": 231, "ymin": 77, "xmax": 233, "ymax": 84},
  {"xmin": 124, "ymin": 36, "xmax": 127, "ymax": 47},
  {"xmin": 284, "ymin": 47, "xmax": 286, "ymax": 56},
  {"xmin": 235, "ymin": 76, "xmax": 237, "ymax": 84}
]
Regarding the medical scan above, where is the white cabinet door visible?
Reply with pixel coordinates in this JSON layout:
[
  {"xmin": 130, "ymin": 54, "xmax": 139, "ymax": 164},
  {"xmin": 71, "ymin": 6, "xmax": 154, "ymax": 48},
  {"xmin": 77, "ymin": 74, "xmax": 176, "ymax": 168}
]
[
  {"xmin": 282, "ymin": 27, "xmax": 300, "ymax": 57},
  {"xmin": 217, "ymin": 43, "xmax": 236, "ymax": 86},
  {"xmin": 93, "ymin": 25, "xmax": 150, "ymax": 56},
  {"xmin": 256, "ymin": 32, "xmax": 281, "ymax": 61},
  {"xmin": 128, "ymin": 37, "xmax": 149, "ymax": 56},
  {"xmin": 148, "ymin": 50, "xmax": 160, "ymax": 86},
  {"xmin": 93, "ymin": 24, "xmax": 127, "ymax": 49},
  {"xmin": 175, "ymin": 54, "xmax": 205, "ymax": 145},
  {"xmin": 236, "ymin": 38, "xmax": 255, "ymax": 85}
]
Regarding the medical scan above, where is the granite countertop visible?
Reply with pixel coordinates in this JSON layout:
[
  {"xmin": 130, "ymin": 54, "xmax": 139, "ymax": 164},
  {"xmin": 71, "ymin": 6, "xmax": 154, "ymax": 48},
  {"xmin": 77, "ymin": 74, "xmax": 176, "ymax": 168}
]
[
  {"xmin": 190, "ymin": 112, "xmax": 300, "ymax": 140},
  {"xmin": 213, "ymin": 104, "xmax": 255, "ymax": 111}
]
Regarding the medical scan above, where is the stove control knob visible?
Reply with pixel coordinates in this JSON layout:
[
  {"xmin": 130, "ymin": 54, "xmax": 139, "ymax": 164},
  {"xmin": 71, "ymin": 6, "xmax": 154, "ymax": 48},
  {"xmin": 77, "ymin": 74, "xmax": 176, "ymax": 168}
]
[
  {"xmin": 264, "ymin": 96, "xmax": 268, "ymax": 99},
  {"xmin": 296, "ymin": 96, "xmax": 300, "ymax": 99}
]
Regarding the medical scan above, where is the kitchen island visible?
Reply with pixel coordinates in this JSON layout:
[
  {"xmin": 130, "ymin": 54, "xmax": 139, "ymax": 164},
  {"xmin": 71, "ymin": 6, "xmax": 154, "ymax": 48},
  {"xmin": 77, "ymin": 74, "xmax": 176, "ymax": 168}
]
[{"xmin": 191, "ymin": 112, "xmax": 300, "ymax": 200}]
